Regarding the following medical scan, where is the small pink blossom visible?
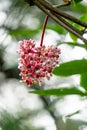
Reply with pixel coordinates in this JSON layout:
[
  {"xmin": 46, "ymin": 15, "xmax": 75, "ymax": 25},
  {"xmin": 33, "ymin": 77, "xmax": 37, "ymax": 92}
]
[{"xmin": 17, "ymin": 39, "xmax": 60, "ymax": 86}]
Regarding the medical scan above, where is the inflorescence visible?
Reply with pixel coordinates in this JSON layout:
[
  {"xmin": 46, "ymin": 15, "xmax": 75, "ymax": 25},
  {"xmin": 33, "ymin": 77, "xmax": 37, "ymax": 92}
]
[{"xmin": 17, "ymin": 39, "xmax": 60, "ymax": 86}]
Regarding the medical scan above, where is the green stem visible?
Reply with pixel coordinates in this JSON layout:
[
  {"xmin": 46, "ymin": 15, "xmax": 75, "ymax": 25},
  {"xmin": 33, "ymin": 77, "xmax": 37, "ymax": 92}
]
[{"xmin": 40, "ymin": 15, "xmax": 48, "ymax": 46}]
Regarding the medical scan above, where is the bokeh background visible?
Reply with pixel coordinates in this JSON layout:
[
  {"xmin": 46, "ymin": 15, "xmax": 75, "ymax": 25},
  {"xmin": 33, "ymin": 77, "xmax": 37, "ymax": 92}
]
[{"xmin": 0, "ymin": 0, "xmax": 87, "ymax": 130}]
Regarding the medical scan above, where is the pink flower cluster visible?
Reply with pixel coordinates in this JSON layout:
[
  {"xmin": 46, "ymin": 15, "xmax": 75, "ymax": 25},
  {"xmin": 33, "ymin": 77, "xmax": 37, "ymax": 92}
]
[{"xmin": 17, "ymin": 39, "xmax": 60, "ymax": 86}]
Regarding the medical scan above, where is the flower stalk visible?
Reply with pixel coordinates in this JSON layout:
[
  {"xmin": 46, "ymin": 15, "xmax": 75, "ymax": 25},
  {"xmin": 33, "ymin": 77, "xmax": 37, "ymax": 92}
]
[{"xmin": 40, "ymin": 15, "xmax": 48, "ymax": 46}]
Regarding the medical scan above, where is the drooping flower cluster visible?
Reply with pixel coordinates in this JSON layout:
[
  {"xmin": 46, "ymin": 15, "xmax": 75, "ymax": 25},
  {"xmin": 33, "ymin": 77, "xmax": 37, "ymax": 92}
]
[{"xmin": 17, "ymin": 39, "xmax": 60, "ymax": 86}]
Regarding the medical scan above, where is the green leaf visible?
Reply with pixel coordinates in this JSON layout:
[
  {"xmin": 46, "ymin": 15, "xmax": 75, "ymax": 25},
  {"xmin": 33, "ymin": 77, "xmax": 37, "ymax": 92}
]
[
  {"xmin": 47, "ymin": 24, "xmax": 67, "ymax": 34},
  {"xmin": 9, "ymin": 28, "xmax": 39, "ymax": 38},
  {"xmin": 69, "ymin": 33, "xmax": 78, "ymax": 43},
  {"xmin": 80, "ymin": 72, "xmax": 87, "ymax": 90},
  {"xmin": 74, "ymin": 0, "xmax": 83, "ymax": 4},
  {"xmin": 30, "ymin": 87, "xmax": 86, "ymax": 96},
  {"xmin": 72, "ymin": 3, "xmax": 87, "ymax": 13},
  {"xmin": 69, "ymin": 20, "xmax": 84, "ymax": 43},
  {"xmin": 79, "ymin": 14, "xmax": 87, "ymax": 22},
  {"xmin": 53, "ymin": 59, "xmax": 87, "ymax": 76}
]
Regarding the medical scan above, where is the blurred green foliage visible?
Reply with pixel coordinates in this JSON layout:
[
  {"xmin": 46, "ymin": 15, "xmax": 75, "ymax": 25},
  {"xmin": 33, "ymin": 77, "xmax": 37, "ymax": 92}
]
[{"xmin": 0, "ymin": 111, "xmax": 44, "ymax": 130}]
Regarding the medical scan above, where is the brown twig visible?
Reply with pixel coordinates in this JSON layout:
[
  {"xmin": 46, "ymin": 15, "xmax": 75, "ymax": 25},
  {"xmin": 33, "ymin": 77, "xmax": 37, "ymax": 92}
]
[
  {"xmin": 37, "ymin": 0, "xmax": 87, "ymax": 28},
  {"xmin": 26, "ymin": 0, "xmax": 87, "ymax": 43},
  {"xmin": 33, "ymin": 0, "xmax": 87, "ymax": 44}
]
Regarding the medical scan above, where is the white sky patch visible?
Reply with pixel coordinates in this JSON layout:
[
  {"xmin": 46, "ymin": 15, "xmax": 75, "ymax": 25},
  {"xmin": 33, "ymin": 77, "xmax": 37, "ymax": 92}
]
[
  {"xmin": 70, "ymin": 46, "xmax": 87, "ymax": 60},
  {"xmin": 0, "ymin": 29, "xmax": 7, "ymax": 45},
  {"xmin": 59, "ymin": 44, "xmax": 87, "ymax": 63},
  {"xmin": 81, "ymin": 0, "xmax": 87, "ymax": 5},
  {"xmin": 55, "ymin": 95, "xmax": 87, "ymax": 118},
  {"xmin": 83, "ymin": 33, "xmax": 87, "ymax": 40},
  {"xmin": 0, "ymin": 0, "xmax": 11, "ymax": 11},
  {"xmin": 0, "ymin": 79, "xmax": 56, "ymax": 130},
  {"xmin": 0, "ymin": 79, "xmax": 44, "ymax": 115},
  {"xmin": 22, "ymin": 15, "xmax": 40, "ymax": 30},
  {"xmin": 0, "ymin": 12, "xmax": 7, "ymax": 26},
  {"xmin": 33, "ymin": 112, "xmax": 56, "ymax": 130},
  {"xmin": 42, "ymin": 30, "xmax": 60, "ymax": 46},
  {"xmin": 35, "ymin": 29, "xmax": 62, "ymax": 47},
  {"xmin": 79, "ymin": 126, "xmax": 87, "ymax": 130}
]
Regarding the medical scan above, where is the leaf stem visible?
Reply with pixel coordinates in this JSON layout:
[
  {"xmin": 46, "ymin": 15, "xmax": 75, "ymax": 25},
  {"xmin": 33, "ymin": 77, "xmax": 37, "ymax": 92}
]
[{"xmin": 40, "ymin": 15, "xmax": 48, "ymax": 46}]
